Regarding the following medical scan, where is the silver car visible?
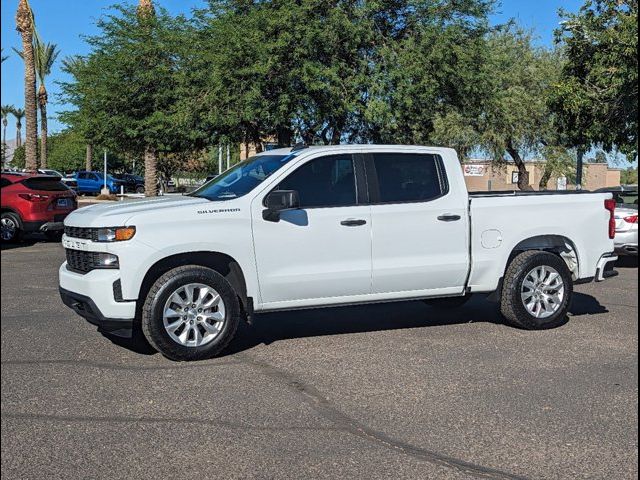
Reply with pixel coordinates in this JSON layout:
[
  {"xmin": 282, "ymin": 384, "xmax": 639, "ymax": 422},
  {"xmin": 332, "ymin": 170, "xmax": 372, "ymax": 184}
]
[{"xmin": 614, "ymin": 206, "xmax": 638, "ymax": 256}]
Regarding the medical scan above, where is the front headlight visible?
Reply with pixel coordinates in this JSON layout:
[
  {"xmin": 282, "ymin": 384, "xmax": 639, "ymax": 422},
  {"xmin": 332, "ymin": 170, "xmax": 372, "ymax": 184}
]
[{"xmin": 96, "ymin": 226, "xmax": 136, "ymax": 242}]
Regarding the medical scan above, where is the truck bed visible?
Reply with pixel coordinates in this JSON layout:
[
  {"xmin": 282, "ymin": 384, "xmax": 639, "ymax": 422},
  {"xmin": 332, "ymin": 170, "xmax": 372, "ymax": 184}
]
[{"xmin": 467, "ymin": 191, "xmax": 614, "ymax": 293}]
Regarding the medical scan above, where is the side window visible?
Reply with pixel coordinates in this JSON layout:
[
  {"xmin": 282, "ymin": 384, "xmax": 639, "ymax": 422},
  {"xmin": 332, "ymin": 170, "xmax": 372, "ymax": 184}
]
[
  {"xmin": 0, "ymin": 178, "xmax": 12, "ymax": 188},
  {"xmin": 278, "ymin": 155, "xmax": 357, "ymax": 208},
  {"xmin": 77, "ymin": 172, "xmax": 87, "ymax": 180},
  {"xmin": 91, "ymin": 174, "xmax": 100, "ymax": 181},
  {"xmin": 372, "ymin": 153, "xmax": 446, "ymax": 203}
]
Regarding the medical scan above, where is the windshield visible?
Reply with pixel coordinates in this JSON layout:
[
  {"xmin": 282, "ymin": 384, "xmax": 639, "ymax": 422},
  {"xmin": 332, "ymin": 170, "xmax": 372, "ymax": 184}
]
[{"xmin": 191, "ymin": 154, "xmax": 294, "ymax": 201}]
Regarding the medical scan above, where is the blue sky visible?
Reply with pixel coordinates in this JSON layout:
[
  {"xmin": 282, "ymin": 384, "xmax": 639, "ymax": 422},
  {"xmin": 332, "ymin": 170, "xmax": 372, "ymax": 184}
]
[{"xmin": 1, "ymin": 0, "xmax": 584, "ymax": 139}]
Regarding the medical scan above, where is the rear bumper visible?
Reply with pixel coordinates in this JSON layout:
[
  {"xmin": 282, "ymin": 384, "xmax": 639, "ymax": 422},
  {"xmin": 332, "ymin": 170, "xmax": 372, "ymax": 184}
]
[
  {"xmin": 59, "ymin": 263, "xmax": 136, "ymax": 337},
  {"xmin": 614, "ymin": 229, "xmax": 638, "ymax": 256},
  {"xmin": 23, "ymin": 220, "xmax": 66, "ymax": 233},
  {"xmin": 595, "ymin": 254, "xmax": 619, "ymax": 282},
  {"xmin": 22, "ymin": 213, "xmax": 72, "ymax": 233}
]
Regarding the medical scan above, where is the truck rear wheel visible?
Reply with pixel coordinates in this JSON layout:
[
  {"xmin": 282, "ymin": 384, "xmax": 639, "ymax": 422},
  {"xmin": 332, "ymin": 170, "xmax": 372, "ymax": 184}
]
[
  {"xmin": 500, "ymin": 251, "xmax": 573, "ymax": 330},
  {"xmin": 141, "ymin": 265, "xmax": 241, "ymax": 361}
]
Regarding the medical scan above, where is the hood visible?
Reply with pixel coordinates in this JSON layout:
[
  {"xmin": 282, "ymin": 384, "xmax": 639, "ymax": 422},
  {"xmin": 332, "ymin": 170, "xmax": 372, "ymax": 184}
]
[{"xmin": 65, "ymin": 195, "xmax": 211, "ymax": 227}]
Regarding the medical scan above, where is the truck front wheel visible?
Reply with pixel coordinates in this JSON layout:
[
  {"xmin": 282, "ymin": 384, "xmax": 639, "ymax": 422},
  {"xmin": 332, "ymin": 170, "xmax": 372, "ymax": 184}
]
[
  {"xmin": 141, "ymin": 266, "xmax": 241, "ymax": 361},
  {"xmin": 500, "ymin": 251, "xmax": 573, "ymax": 330}
]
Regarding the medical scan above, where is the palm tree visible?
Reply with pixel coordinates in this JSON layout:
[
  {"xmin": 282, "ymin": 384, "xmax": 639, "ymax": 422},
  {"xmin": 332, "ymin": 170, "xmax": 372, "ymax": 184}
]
[
  {"xmin": 12, "ymin": 108, "xmax": 25, "ymax": 148},
  {"xmin": 15, "ymin": 41, "xmax": 59, "ymax": 167},
  {"xmin": 33, "ymin": 40, "xmax": 59, "ymax": 168},
  {"xmin": 1, "ymin": 105, "xmax": 14, "ymax": 166},
  {"xmin": 1, "ymin": 48, "xmax": 8, "ymax": 63},
  {"xmin": 16, "ymin": 0, "xmax": 38, "ymax": 170},
  {"xmin": 138, "ymin": 0, "xmax": 158, "ymax": 196}
]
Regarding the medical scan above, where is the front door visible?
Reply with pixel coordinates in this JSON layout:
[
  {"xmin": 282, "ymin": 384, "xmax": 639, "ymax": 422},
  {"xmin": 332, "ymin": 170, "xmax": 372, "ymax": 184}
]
[
  {"xmin": 252, "ymin": 154, "xmax": 372, "ymax": 309},
  {"xmin": 367, "ymin": 152, "xmax": 469, "ymax": 297}
]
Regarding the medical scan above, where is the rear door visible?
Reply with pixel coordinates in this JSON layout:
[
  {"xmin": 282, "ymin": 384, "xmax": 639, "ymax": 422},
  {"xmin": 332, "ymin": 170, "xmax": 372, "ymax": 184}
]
[
  {"xmin": 75, "ymin": 172, "xmax": 88, "ymax": 193},
  {"xmin": 367, "ymin": 152, "xmax": 469, "ymax": 296},
  {"xmin": 251, "ymin": 154, "xmax": 372, "ymax": 308}
]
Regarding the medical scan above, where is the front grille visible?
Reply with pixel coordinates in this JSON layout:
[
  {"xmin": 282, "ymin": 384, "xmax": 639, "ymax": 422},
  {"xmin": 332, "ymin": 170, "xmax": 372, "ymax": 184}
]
[
  {"xmin": 64, "ymin": 226, "xmax": 97, "ymax": 241},
  {"xmin": 65, "ymin": 249, "xmax": 102, "ymax": 274}
]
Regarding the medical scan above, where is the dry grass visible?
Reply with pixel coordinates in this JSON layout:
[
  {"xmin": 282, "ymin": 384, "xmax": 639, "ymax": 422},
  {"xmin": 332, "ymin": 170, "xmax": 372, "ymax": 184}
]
[{"xmin": 95, "ymin": 194, "xmax": 118, "ymax": 201}]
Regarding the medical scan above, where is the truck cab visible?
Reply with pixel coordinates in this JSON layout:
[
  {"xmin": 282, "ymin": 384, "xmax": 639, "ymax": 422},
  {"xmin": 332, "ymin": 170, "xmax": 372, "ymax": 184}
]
[{"xmin": 59, "ymin": 145, "xmax": 618, "ymax": 361}]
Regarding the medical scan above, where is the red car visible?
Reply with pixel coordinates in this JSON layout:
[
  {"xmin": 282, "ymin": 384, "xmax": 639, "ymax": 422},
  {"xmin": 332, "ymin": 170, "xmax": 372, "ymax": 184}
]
[{"xmin": 1, "ymin": 172, "xmax": 78, "ymax": 242}]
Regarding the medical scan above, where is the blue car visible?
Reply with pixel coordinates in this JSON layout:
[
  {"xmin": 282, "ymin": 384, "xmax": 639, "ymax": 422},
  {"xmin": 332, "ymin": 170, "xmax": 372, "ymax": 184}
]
[{"xmin": 74, "ymin": 171, "xmax": 123, "ymax": 194}]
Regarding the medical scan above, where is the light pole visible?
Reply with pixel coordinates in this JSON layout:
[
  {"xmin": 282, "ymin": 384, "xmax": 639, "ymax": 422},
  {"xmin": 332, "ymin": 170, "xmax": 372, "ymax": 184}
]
[{"xmin": 101, "ymin": 150, "xmax": 110, "ymax": 195}]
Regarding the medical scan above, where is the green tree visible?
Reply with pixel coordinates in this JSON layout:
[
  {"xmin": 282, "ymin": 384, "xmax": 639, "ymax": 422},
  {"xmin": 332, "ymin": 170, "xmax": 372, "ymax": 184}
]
[
  {"xmin": 60, "ymin": 2, "xmax": 190, "ymax": 196},
  {"xmin": 620, "ymin": 167, "xmax": 638, "ymax": 185},
  {"xmin": 538, "ymin": 146, "xmax": 576, "ymax": 190},
  {"xmin": 552, "ymin": 0, "xmax": 638, "ymax": 161}
]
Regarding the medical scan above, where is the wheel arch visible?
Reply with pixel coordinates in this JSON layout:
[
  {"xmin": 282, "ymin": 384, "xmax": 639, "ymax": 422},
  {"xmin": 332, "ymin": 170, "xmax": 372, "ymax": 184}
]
[
  {"xmin": 137, "ymin": 251, "xmax": 249, "ymax": 319},
  {"xmin": 1, "ymin": 208, "xmax": 23, "ymax": 228},
  {"xmin": 508, "ymin": 235, "xmax": 580, "ymax": 279},
  {"xmin": 487, "ymin": 235, "xmax": 580, "ymax": 302}
]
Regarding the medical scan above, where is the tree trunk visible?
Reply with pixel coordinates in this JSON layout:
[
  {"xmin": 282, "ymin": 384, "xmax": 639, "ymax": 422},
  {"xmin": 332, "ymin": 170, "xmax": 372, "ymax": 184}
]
[
  {"xmin": 16, "ymin": 125, "xmax": 22, "ymax": 147},
  {"xmin": 144, "ymin": 146, "xmax": 158, "ymax": 197},
  {"xmin": 85, "ymin": 144, "xmax": 93, "ymax": 171},
  {"xmin": 38, "ymin": 84, "xmax": 48, "ymax": 167},
  {"xmin": 506, "ymin": 140, "xmax": 533, "ymax": 191},
  {"xmin": 538, "ymin": 168, "xmax": 552, "ymax": 191},
  {"xmin": 276, "ymin": 126, "xmax": 292, "ymax": 147},
  {"xmin": 17, "ymin": 0, "xmax": 38, "ymax": 171}
]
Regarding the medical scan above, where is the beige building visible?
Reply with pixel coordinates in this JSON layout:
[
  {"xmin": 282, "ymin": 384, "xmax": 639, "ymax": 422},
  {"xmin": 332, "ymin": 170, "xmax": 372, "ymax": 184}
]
[{"xmin": 461, "ymin": 160, "xmax": 622, "ymax": 192}]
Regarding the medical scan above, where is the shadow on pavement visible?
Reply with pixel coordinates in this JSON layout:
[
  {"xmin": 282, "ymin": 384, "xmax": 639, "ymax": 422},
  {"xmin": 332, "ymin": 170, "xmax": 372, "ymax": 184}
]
[
  {"xmin": 0, "ymin": 235, "xmax": 60, "ymax": 251},
  {"xmin": 96, "ymin": 291, "xmax": 610, "ymax": 359},
  {"xmin": 615, "ymin": 256, "xmax": 638, "ymax": 269},
  {"xmin": 570, "ymin": 292, "xmax": 609, "ymax": 316}
]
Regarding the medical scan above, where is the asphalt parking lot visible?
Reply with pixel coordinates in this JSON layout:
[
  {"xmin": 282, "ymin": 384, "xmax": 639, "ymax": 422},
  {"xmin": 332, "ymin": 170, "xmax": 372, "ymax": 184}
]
[{"xmin": 1, "ymin": 240, "xmax": 638, "ymax": 480}]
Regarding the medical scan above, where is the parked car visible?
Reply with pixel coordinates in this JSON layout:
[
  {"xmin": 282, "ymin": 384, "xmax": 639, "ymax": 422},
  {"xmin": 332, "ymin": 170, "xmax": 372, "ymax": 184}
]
[
  {"xmin": 113, "ymin": 173, "xmax": 145, "ymax": 194},
  {"xmin": 595, "ymin": 186, "xmax": 638, "ymax": 256},
  {"xmin": 612, "ymin": 206, "xmax": 638, "ymax": 256},
  {"xmin": 74, "ymin": 171, "xmax": 123, "ymax": 195},
  {"xmin": 37, "ymin": 168, "xmax": 78, "ymax": 190},
  {"xmin": 1, "ymin": 172, "xmax": 77, "ymax": 242},
  {"xmin": 60, "ymin": 145, "xmax": 618, "ymax": 361}
]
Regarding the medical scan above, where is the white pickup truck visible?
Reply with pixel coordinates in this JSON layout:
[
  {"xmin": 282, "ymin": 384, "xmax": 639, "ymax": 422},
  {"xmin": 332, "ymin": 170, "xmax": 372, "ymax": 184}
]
[{"xmin": 59, "ymin": 145, "xmax": 619, "ymax": 360}]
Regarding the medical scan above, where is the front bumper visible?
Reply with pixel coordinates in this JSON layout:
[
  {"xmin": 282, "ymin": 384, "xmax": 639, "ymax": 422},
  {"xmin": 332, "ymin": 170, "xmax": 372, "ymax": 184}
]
[{"xmin": 59, "ymin": 263, "xmax": 136, "ymax": 337}]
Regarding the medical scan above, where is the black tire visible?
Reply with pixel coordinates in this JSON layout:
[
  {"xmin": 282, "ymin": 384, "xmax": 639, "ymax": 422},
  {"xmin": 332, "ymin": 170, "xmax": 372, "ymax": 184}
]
[
  {"xmin": 141, "ymin": 265, "xmax": 241, "ymax": 361},
  {"xmin": 44, "ymin": 230, "xmax": 63, "ymax": 242},
  {"xmin": 500, "ymin": 251, "xmax": 573, "ymax": 330},
  {"xmin": 135, "ymin": 185, "xmax": 145, "ymax": 194},
  {"xmin": 423, "ymin": 295, "xmax": 471, "ymax": 309},
  {"xmin": 1, "ymin": 212, "xmax": 22, "ymax": 243}
]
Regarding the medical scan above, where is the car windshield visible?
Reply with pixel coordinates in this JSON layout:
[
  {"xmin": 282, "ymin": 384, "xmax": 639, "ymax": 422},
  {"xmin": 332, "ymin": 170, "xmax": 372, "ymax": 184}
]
[
  {"xmin": 191, "ymin": 154, "xmax": 294, "ymax": 201},
  {"xmin": 612, "ymin": 191, "xmax": 638, "ymax": 209}
]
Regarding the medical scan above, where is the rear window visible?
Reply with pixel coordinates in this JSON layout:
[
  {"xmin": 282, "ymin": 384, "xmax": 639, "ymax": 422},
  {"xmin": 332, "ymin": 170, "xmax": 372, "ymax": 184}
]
[
  {"xmin": 372, "ymin": 153, "xmax": 447, "ymax": 203},
  {"xmin": 22, "ymin": 177, "xmax": 70, "ymax": 192}
]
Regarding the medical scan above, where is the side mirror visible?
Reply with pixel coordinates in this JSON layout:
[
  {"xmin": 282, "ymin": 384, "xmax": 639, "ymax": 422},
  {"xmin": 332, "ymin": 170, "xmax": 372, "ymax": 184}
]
[{"xmin": 262, "ymin": 190, "xmax": 300, "ymax": 222}]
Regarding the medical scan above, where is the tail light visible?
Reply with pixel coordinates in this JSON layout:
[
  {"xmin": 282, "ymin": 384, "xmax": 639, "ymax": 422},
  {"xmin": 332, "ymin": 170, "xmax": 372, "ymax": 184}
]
[
  {"xmin": 18, "ymin": 193, "xmax": 50, "ymax": 202},
  {"xmin": 604, "ymin": 199, "xmax": 616, "ymax": 239},
  {"xmin": 624, "ymin": 215, "xmax": 638, "ymax": 224}
]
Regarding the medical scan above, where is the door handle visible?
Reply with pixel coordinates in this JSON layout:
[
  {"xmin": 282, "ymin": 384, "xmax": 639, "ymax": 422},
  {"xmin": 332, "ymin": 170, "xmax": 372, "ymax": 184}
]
[
  {"xmin": 437, "ymin": 214, "xmax": 461, "ymax": 222},
  {"xmin": 341, "ymin": 219, "xmax": 367, "ymax": 227}
]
